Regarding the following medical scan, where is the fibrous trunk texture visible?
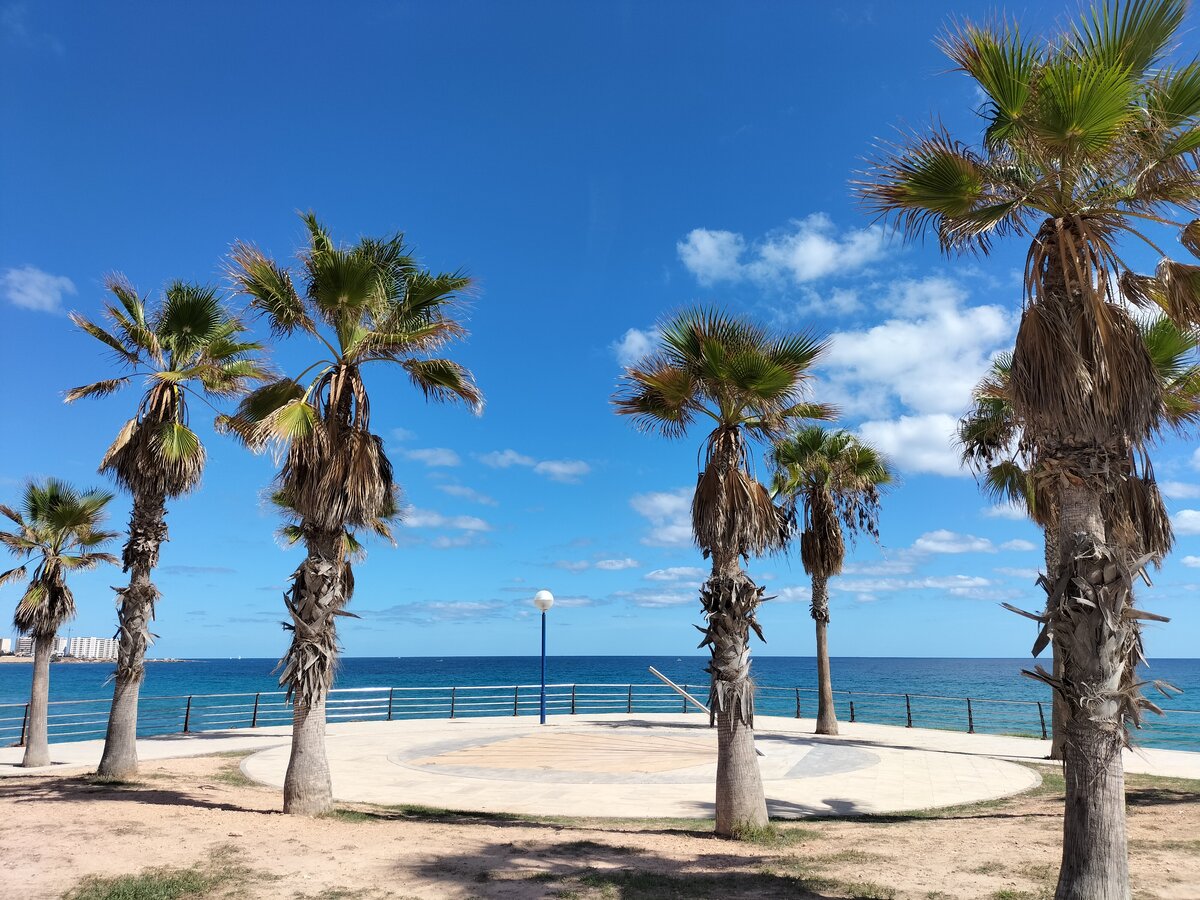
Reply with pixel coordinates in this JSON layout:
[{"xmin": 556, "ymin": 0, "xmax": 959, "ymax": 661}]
[
  {"xmin": 702, "ymin": 565, "xmax": 768, "ymax": 835},
  {"xmin": 811, "ymin": 573, "xmax": 838, "ymax": 736},
  {"xmin": 22, "ymin": 633, "xmax": 53, "ymax": 767},
  {"xmin": 1051, "ymin": 480, "xmax": 1130, "ymax": 900},
  {"xmin": 98, "ymin": 492, "xmax": 167, "ymax": 778},
  {"xmin": 280, "ymin": 528, "xmax": 345, "ymax": 816},
  {"xmin": 1044, "ymin": 524, "xmax": 1066, "ymax": 761}
]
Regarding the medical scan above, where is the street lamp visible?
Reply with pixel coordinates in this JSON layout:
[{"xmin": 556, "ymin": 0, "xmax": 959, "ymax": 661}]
[{"xmin": 533, "ymin": 589, "xmax": 554, "ymax": 725}]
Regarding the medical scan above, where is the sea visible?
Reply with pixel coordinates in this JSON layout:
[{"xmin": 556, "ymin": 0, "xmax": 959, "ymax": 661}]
[{"xmin": 2, "ymin": 656, "xmax": 1197, "ymax": 750}]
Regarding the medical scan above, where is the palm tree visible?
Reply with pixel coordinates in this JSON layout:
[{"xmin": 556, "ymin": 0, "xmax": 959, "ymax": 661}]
[
  {"xmin": 859, "ymin": 2, "xmax": 1200, "ymax": 894},
  {"xmin": 66, "ymin": 278, "xmax": 266, "ymax": 778},
  {"xmin": 223, "ymin": 212, "xmax": 482, "ymax": 815},
  {"xmin": 961, "ymin": 317, "xmax": 1200, "ymax": 759},
  {"xmin": 0, "ymin": 480, "xmax": 118, "ymax": 767},
  {"xmin": 772, "ymin": 427, "xmax": 891, "ymax": 736},
  {"xmin": 613, "ymin": 308, "xmax": 830, "ymax": 836}
]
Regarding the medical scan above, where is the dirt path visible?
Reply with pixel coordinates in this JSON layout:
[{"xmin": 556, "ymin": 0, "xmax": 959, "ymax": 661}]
[{"xmin": 1, "ymin": 753, "xmax": 1196, "ymax": 899}]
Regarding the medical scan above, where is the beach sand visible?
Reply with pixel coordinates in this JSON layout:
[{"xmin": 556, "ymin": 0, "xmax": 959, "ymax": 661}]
[{"xmin": 1, "ymin": 753, "xmax": 1197, "ymax": 899}]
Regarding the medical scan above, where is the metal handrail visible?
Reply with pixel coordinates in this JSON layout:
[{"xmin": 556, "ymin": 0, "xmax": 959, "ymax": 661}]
[{"xmin": 3, "ymin": 680, "xmax": 1197, "ymax": 749}]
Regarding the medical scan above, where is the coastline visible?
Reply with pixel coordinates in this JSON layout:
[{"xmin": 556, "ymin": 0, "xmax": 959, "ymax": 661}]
[{"xmin": 0, "ymin": 657, "xmax": 189, "ymax": 665}]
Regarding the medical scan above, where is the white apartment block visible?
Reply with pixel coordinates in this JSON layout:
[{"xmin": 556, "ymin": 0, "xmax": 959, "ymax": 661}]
[
  {"xmin": 13, "ymin": 636, "xmax": 74, "ymax": 656},
  {"xmin": 15, "ymin": 636, "xmax": 33, "ymax": 656},
  {"xmin": 67, "ymin": 636, "xmax": 120, "ymax": 660},
  {"xmin": 0, "ymin": 637, "xmax": 12, "ymax": 654}
]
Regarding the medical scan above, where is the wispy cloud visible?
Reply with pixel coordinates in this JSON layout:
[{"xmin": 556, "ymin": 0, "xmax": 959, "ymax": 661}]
[
  {"xmin": 2, "ymin": 266, "xmax": 75, "ymax": 313},
  {"xmin": 403, "ymin": 447, "xmax": 461, "ymax": 467},
  {"xmin": 160, "ymin": 565, "xmax": 237, "ymax": 576},
  {"xmin": 435, "ymin": 483, "xmax": 497, "ymax": 506},
  {"xmin": 478, "ymin": 449, "xmax": 591, "ymax": 483},
  {"xmin": 644, "ymin": 566, "xmax": 706, "ymax": 582},
  {"xmin": 612, "ymin": 327, "xmax": 659, "ymax": 367},
  {"xmin": 911, "ymin": 529, "xmax": 994, "ymax": 554},
  {"xmin": 629, "ymin": 488, "xmax": 693, "ymax": 547},
  {"xmin": 555, "ymin": 557, "xmax": 640, "ymax": 573},
  {"xmin": 1, "ymin": 4, "xmax": 64, "ymax": 55}
]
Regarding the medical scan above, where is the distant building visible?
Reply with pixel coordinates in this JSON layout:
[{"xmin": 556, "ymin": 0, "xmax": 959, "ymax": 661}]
[
  {"xmin": 15, "ymin": 636, "xmax": 33, "ymax": 656},
  {"xmin": 12, "ymin": 636, "xmax": 78, "ymax": 656},
  {"xmin": 0, "ymin": 637, "xmax": 11, "ymax": 654},
  {"xmin": 67, "ymin": 636, "xmax": 119, "ymax": 660},
  {"xmin": 52, "ymin": 637, "xmax": 67, "ymax": 656}
]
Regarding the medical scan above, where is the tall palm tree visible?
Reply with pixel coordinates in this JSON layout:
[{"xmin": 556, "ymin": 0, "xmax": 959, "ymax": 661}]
[
  {"xmin": 859, "ymin": 2, "xmax": 1200, "ymax": 894},
  {"xmin": 0, "ymin": 480, "xmax": 118, "ymax": 767},
  {"xmin": 223, "ymin": 212, "xmax": 482, "ymax": 816},
  {"xmin": 961, "ymin": 317, "xmax": 1200, "ymax": 759},
  {"xmin": 613, "ymin": 308, "xmax": 830, "ymax": 836},
  {"xmin": 772, "ymin": 427, "xmax": 891, "ymax": 736},
  {"xmin": 66, "ymin": 278, "xmax": 266, "ymax": 778}
]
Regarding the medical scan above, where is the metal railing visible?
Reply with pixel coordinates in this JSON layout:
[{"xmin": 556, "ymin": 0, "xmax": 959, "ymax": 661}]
[{"xmin": 3, "ymin": 682, "xmax": 1198, "ymax": 749}]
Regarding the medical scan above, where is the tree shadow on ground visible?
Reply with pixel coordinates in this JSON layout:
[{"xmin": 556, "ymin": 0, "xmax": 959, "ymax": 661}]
[
  {"xmin": 0, "ymin": 773, "xmax": 271, "ymax": 815},
  {"xmin": 408, "ymin": 839, "xmax": 852, "ymax": 899},
  {"xmin": 1126, "ymin": 784, "xmax": 1200, "ymax": 808}
]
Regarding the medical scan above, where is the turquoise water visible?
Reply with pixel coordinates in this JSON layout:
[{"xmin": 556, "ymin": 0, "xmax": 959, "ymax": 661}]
[{"xmin": 2, "ymin": 656, "xmax": 1197, "ymax": 749}]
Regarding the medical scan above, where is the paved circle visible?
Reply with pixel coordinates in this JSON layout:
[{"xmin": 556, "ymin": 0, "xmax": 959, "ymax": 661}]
[
  {"xmin": 389, "ymin": 729, "xmax": 879, "ymax": 784},
  {"xmin": 241, "ymin": 713, "xmax": 1043, "ymax": 818}
]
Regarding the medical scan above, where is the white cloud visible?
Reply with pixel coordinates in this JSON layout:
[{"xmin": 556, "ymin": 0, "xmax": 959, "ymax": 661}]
[
  {"xmin": 402, "ymin": 507, "xmax": 491, "ymax": 532},
  {"xmin": 373, "ymin": 600, "xmax": 508, "ymax": 624},
  {"xmin": 1191, "ymin": 448, "xmax": 1200, "ymax": 471},
  {"xmin": 823, "ymin": 277, "xmax": 1015, "ymax": 419},
  {"xmin": 435, "ymin": 483, "xmax": 497, "ymax": 506},
  {"xmin": 912, "ymin": 529, "xmax": 995, "ymax": 554},
  {"xmin": 1161, "ymin": 481, "xmax": 1200, "ymax": 499},
  {"xmin": 533, "ymin": 459, "xmax": 591, "ymax": 483},
  {"xmin": 1181, "ymin": 556, "xmax": 1200, "ymax": 568},
  {"xmin": 2, "ymin": 266, "xmax": 75, "ymax": 313},
  {"xmin": 615, "ymin": 588, "xmax": 697, "ymax": 609},
  {"xmin": 677, "ymin": 214, "xmax": 887, "ymax": 287},
  {"xmin": 404, "ymin": 447, "xmax": 461, "ymax": 467},
  {"xmin": 594, "ymin": 558, "xmax": 639, "ymax": 571},
  {"xmin": 841, "ymin": 556, "xmax": 918, "ymax": 575},
  {"xmin": 984, "ymin": 503, "xmax": 1028, "ymax": 520},
  {"xmin": 390, "ymin": 428, "xmax": 416, "ymax": 442},
  {"xmin": 1000, "ymin": 539, "xmax": 1037, "ymax": 552},
  {"xmin": 613, "ymin": 327, "xmax": 659, "ymax": 367},
  {"xmin": 857, "ymin": 414, "xmax": 963, "ymax": 477},
  {"xmin": 478, "ymin": 449, "xmax": 590, "ymax": 483},
  {"xmin": 554, "ymin": 560, "xmax": 591, "ymax": 573},
  {"xmin": 479, "ymin": 449, "xmax": 536, "ymax": 468},
  {"xmin": 630, "ymin": 488, "xmax": 693, "ymax": 547},
  {"xmin": 832, "ymin": 574, "xmax": 992, "ymax": 597},
  {"xmin": 1172, "ymin": 510, "xmax": 1200, "ymax": 535},
  {"xmin": 995, "ymin": 566, "xmax": 1040, "ymax": 579},
  {"xmin": 676, "ymin": 229, "xmax": 746, "ymax": 285},
  {"xmin": 645, "ymin": 566, "xmax": 707, "ymax": 582}
]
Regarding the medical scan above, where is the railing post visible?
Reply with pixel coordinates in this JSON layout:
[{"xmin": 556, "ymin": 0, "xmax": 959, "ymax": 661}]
[
  {"xmin": 513, "ymin": 685, "xmax": 519, "ymax": 716},
  {"xmin": 967, "ymin": 698, "xmax": 975, "ymax": 734},
  {"xmin": 682, "ymin": 685, "xmax": 688, "ymax": 714},
  {"xmin": 450, "ymin": 687, "xmax": 456, "ymax": 719},
  {"xmin": 19, "ymin": 703, "xmax": 28, "ymax": 746},
  {"xmin": 849, "ymin": 700, "xmax": 856, "ymax": 723},
  {"xmin": 795, "ymin": 687, "xmax": 801, "ymax": 719},
  {"xmin": 387, "ymin": 688, "xmax": 394, "ymax": 722},
  {"xmin": 570, "ymin": 684, "xmax": 576, "ymax": 715},
  {"xmin": 182, "ymin": 695, "xmax": 192, "ymax": 734},
  {"xmin": 904, "ymin": 694, "xmax": 913, "ymax": 728},
  {"xmin": 251, "ymin": 693, "xmax": 260, "ymax": 728},
  {"xmin": 627, "ymin": 684, "xmax": 633, "ymax": 714},
  {"xmin": 1037, "ymin": 702, "xmax": 1047, "ymax": 740}
]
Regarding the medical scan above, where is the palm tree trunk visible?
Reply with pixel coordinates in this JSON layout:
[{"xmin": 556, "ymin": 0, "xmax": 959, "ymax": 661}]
[
  {"xmin": 704, "ymin": 560, "xmax": 768, "ymax": 836},
  {"xmin": 21, "ymin": 633, "xmax": 54, "ymax": 767},
  {"xmin": 1053, "ymin": 478, "xmax": 1130, "ymax": 900},
  {"xmin": 811, "ymin": 573, "xmax": 838, "ymax": 736},
  {"xmin": 281, "ymin": 528, "xmax": 345, "ymax": 816},
  {"xmin": 1043, "ymin": 524, "xmax": 1066, "ymax": 761},
  {"xmin": 98, "ymin": 491, "xmax": 167, "ymax": 778}
]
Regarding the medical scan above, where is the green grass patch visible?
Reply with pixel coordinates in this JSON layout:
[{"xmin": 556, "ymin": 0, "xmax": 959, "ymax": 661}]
[
  {"xmin": 730, "ymin": 822, "xmax": 822, "ymax": 847},
  {"xmin": 556, "ymin": 840, "xmax": 646, "ymax": 856},
  {"xmin": 62, "ymin": 845, "xmax": 258, "ymax": 900},
  {"xmin": 970, "ymin": 860, "xmax": 1008, "ymax": 876},
  {"xmin": 990, "ymin": 891, "xmax": 1047, "ymax": 900},
  {"xmin": 205, "ymin": 761, "xmax": 255, "ymax": 789}
]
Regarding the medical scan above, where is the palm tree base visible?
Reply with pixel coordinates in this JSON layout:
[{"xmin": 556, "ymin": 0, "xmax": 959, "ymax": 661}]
[{"xmin": 283, "ymin": 699, "xmax": 334, "ymax": 816}]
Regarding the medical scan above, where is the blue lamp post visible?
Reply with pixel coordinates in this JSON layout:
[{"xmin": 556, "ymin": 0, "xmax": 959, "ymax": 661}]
[{"xmin": 533, "ymin": 590, "xmax": 554, "ymax": 725}]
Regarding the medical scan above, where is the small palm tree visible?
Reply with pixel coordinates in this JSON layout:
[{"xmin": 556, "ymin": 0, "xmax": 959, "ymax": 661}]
[
  {"xmin": 772, "ymin": 427, "xmax": 891, "ymax": 736},
  {"xmin": 224, "ymin": 212, "xmax": 482, "ymax": 815},
  {"xmin": 859, "ymin": 2, "xmax": 1200, "ymax": 892},
  {"xmin": 67, "ymin": 278, "xmax": 266, "ymax": 778},
  {"xmin": 0, "ymin": 480, "xmax": 118, "ymax": 767},
  {"xmin": 613, "ymin": 308, "xmax": 830, "ymax": 836}
]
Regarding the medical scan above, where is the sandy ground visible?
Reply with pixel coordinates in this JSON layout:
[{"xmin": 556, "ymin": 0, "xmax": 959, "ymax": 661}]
[{"xmin": 2, "ymin": 754, "xmax": 1197, "ymax": 900}]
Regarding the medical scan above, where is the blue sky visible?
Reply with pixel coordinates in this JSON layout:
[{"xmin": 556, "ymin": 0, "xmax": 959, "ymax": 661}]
[{"xmin": 1, "ymin": 1, "xmax": 1198, "ymax": 661}]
